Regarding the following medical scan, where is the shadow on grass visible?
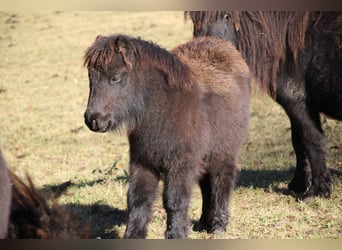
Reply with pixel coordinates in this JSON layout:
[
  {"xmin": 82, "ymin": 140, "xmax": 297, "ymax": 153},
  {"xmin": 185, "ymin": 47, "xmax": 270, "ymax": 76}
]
[
  {"xmin": 66, "ymin": 203, "xmax": 127, "ymax": 239},
  {"xmin": 40, "ymin": 180, "xmax": 127, "ymax": 239},
  {"xmin": 236, "ymin": 166, "xmax": 341, "ymax": 196},
  {"xmin": 38, "ymin": 167, "xmax": 341, "ymax": 238},
  {"xmin": 235, "ymin": 168, "xmax": 297, "ymax": 198},
  {"xmin": 237, "ymin": 168, "xmax": 293, "ymax": 188},
  {"xmin": 41, "ymin": 179, "xmax": 107, "ymax": 199},
  {"xmin": 38, "ymin": 168, "xmax": 297, "ymax": 238}
]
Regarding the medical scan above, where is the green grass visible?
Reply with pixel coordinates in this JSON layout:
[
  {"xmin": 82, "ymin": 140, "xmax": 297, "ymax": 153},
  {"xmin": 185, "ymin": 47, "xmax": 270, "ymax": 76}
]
[{"xmin": 0, "ymin": 11, "xmax": 341, "ymax": 239}]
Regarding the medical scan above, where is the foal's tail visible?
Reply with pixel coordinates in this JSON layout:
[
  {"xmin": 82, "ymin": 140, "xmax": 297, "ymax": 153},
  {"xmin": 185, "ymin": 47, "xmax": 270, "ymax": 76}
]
[{"xmin": 7, "ymin": 171, "xmax": 89, "ymax": 239}]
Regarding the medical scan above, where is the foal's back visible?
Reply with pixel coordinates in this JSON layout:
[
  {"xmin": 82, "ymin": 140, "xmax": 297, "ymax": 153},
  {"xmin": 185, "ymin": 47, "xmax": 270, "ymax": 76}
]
[{"xmin": 173, "ymin": 36, "xmax": 250, "ymax": 95}]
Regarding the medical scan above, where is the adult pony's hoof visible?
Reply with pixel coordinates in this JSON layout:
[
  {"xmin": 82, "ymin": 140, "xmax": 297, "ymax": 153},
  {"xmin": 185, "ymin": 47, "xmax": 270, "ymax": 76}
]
[
  {"xmin": 165, "ymin": 228, "xmax": 188, "ymax": 239},
  {"xmin": 288, "ymin": 177, "xmax": 310, "ymax": 194},
  {"xmin": 297, "ymin": 172, "xmax": 333, "ymax": 201},
  {"xmin": 301, "ymin": 181, "xmax": 332, "ymax": 201},
  {"xmin": 288, "ymin": 164, "xmax": 312, "ymax": 194}
]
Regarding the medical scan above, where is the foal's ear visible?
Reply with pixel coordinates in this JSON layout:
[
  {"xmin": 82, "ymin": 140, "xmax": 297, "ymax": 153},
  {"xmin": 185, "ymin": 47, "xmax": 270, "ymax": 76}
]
[
  {"xmin": 95, "ymin": 34, "xmax": 104, "ymax": 42},
  {"xmin": 116, "ymin": 36, "xmax": 135, "ymax": 70}
]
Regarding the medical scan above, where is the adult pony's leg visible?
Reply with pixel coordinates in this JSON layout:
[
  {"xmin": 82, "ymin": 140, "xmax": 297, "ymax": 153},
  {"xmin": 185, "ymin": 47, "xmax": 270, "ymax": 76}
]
[
  {"xmin": 287, "ymin": 109, "xmax": 332, "ymax": 199},
  {"xmin": 276, "ymin": 79, "xmax": 332, "ymax": 199},
  {"xmin": 194, "ymin": 162, "xmax": 237, "ymax": 234},
  {"xmin": 124, "ymin": 162, "xmax": 159, "ymax": 239},
  {"xmin": 287, "ymin": 121, "xmax": 312, "ymax": 194},
  {"xmin": 163, "ymin": 168, "xmax": 194, "ymax": 239}
]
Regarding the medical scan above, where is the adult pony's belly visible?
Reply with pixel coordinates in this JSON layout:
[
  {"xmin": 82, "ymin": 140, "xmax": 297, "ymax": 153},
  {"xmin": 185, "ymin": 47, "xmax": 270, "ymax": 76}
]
[
  {"xmin": 306, "ymin": 12, "xmax": 342, "ymax": 120},
  {"xmin": 306, "ymin": 63, "xmax": 342, "ymax": 120}
]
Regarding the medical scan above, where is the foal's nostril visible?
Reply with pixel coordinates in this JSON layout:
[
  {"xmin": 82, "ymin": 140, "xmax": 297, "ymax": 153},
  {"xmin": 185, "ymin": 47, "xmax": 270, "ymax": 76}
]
[
  {"xmin": 84, "ymin": 111, "xmax": 99, "ymax": 131},
  {"xmin": 91, "ymin": 119, "xmax": 98, "ymax": 130},
  {"xmin": 84, "ymin": 111, "xmax": 112, "ymax": 132}
]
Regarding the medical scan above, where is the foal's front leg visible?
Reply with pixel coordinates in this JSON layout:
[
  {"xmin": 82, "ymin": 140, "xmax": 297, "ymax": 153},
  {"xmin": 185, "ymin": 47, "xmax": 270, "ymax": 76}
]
[
  {"xmin": 163, "ymin": 169, "xmax": 194, "ymax": 239},
  {"xmin": 124, "ymin": 162, "xmax": 159, "ymax": 239}
]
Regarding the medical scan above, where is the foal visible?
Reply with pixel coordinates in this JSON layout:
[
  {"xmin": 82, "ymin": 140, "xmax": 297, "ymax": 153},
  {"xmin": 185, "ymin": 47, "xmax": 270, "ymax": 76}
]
[{"xmin": 84, "ymin": 34, "xmax": 250, "ymax": 238}]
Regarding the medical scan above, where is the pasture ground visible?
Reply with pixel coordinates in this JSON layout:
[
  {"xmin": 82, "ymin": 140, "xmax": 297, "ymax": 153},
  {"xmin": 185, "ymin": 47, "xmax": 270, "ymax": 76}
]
[{"xmin": 0, "ymin": 11, "xmax": 341, "ymax": 239}]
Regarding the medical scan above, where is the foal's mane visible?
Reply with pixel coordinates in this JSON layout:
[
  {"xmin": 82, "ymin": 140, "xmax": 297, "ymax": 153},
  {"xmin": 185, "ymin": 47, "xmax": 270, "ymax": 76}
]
[
  {"xmin": 185, "ymin": 11, "xmax": 314, "ymax": 95},
  {"xmin": 84, "ymin": 34, "xmax": 194, "ymax": 91}
]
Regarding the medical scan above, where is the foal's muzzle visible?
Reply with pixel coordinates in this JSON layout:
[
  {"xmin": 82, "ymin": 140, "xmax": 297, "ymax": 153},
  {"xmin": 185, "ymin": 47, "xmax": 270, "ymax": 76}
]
[{"xmin": 84, "ymin": 110, "xmax": 113, "ymax": 133}]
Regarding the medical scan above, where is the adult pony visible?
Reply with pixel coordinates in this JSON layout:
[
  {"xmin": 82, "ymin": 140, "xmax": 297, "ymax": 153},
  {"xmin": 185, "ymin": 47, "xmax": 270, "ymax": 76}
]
[
  {"xmin": 185, "ymin": 11, "xmax": 342, "ymax": 200},
  {"xmin": 83, "ymin": 34, "xmax": 250, "ymax": 238}
]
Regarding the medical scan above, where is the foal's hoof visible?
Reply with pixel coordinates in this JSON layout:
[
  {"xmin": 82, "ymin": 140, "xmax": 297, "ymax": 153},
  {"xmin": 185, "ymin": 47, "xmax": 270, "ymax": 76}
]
[
  {"xmin": 210, "ymin": 228, "xmax": 226, "ymax": 236},
  {"xmin": 193, "ymin": 222, "xmax": 226, "ymax": 235},
  {"xmin": 193, "ymin": 222, "xmax": 207, "ymax": 232},
  {"xmin": 165, "ymin": 230, "xmax": 187, "ymax": 239}
]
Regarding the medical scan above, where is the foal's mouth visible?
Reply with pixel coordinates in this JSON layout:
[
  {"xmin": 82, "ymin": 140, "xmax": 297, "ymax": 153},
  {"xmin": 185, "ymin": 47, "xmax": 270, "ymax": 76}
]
[
  {"xmin": 97, "ymin": 120, "xmax": 113, "ymax": 133},
  {"xmin": 101, "ymin": 120, "xmax": 117, "ymax": 133},
  {"xmin": 86, "ymin": 119, "xmax": 115, "ymax": 133}
]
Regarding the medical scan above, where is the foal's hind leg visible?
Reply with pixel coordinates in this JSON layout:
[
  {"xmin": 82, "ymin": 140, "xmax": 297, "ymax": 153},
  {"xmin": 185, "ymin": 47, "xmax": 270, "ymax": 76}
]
[
  {"xmin": 193, "ymin": 173, "xmax": 212, "ymax": 232},
  {"xmin": 124, "ymin": 163, "xmax": 159, "ymax": 239},
  {"xmin": 194, "ymin": 162, "xmax": 237, "ymax": 235}
]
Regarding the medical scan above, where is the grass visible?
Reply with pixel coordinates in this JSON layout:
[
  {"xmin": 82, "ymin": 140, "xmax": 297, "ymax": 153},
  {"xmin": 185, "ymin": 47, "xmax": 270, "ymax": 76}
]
[{"xmin": 0, "ymin": 11, "xmax": 341, "ymax": 239}]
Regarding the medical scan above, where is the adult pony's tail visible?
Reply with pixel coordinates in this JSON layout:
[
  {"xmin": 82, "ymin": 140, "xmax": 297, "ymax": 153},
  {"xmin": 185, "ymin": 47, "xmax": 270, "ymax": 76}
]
[{"xmin": 7, "ymin": 171, "xmax": 89, "ymax": 239}]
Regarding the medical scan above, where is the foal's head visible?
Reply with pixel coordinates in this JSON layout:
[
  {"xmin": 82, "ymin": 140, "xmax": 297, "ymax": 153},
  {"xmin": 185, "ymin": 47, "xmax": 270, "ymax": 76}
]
[
  {"xmin": 83, "ymin": 34, "xmax": 194, "ymax": 133},
  {"xmin": 83, "ymin": 35, "xmax": 143, "ymax": 132}
]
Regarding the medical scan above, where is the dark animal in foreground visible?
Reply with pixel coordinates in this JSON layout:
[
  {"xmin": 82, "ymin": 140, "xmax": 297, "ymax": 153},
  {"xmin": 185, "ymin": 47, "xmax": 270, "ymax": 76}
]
[
  {"xmin": 7, "ymin": 171, "xmax": 88, "ymax": 239},
  {"xmin": 0, "ymin": 150, "xmax": 11, "ymax": 239},
  {"xmin": 83, "ymin": 34, "xmax": 250, "ymax": 238},
  {"xmin": 185, "ymin": 11, "xmax": 342, "ymax": 200},
  {"xmin": 0, "ymin": 151, "xmax": 88, "ymax": 239}
]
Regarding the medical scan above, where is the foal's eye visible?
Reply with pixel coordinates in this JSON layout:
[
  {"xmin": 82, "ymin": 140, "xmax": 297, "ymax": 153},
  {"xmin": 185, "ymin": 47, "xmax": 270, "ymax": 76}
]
[{"xmin": 110, "ymin": 75, "xmax": 121, "ymax": 84}]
